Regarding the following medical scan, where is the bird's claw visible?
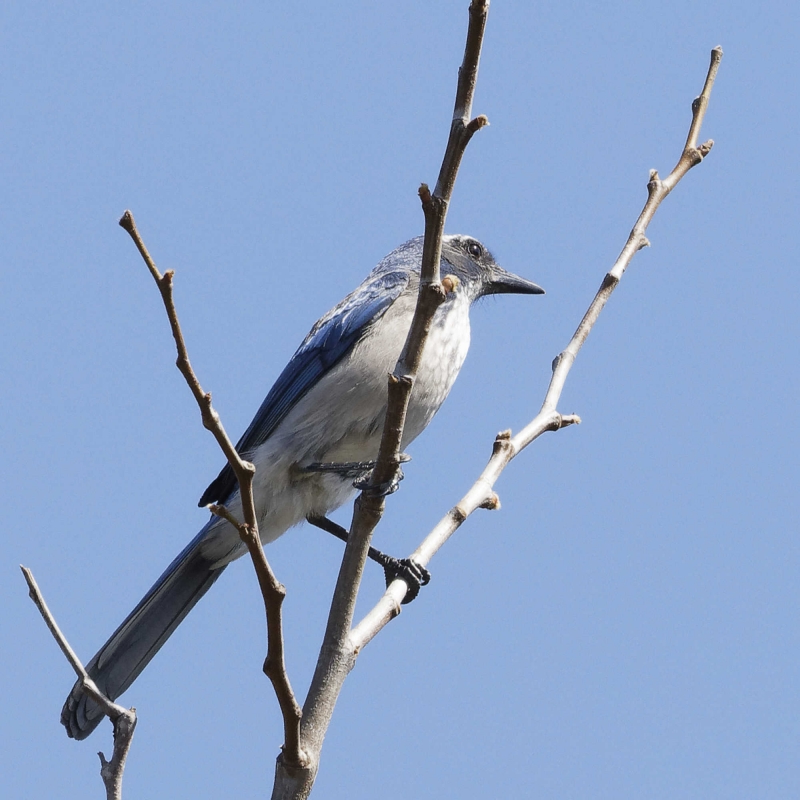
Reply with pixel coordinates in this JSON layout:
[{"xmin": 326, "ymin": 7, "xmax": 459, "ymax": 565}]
[
  {"xmin": 353, "ymin": 465, "xmax": 406, "ymax": 497},
  {"xmin": 342, "ymin": 453, "xmax": 411, "ymax": 497},
  {"xmin": 302, "ymin": 459, "xmax": 376, "ymax": 479},
  {"xmin": 303, "ymin": 454, "xmax": 411, "ymax": 492},
  {"xmin": 381, "ymin": 557, "xmax": 431, "ymax": 604},
  {"xmin": 306, "ymin": 514, "xmax": 430, "ymax": 603}
]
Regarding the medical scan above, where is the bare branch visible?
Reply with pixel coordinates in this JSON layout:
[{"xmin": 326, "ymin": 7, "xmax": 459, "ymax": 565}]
[
  {"xmin": 275, "ymin": 3, "xmax": 494, "ymax": 796},
  {"xmin": 117, "ymin": 211, "xmax": 256, "ymax": 496},
  {"xmin": 22, "ymin": 565, "xmax": 88, "ymax": 680},
  {"xmin": 96, "ymin": 706, "xmax": 137, "ymax": 800},
  {"xmin": 118, "ymin": 211, "xmax": 305, "ymax": 767},
  {"xmin": 21, "ymin": 566, "xmax": 136, "ymax": 800},
  {"xmin": 351, "ymin": 46, "xmax": 723, "ymax": 650},
  {"xmin": 371, "ymin": 0, "xmax": 492, "ymax": 491}
]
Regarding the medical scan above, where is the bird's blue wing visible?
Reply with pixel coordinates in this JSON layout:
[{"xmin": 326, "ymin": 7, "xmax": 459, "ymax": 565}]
[{"xmin": 198, "ymin": 265, "xmax": 411, "ymax": 505}]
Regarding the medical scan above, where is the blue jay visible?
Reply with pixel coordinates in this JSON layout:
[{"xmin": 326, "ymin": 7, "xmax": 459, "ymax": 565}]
[{"xmin": 62, "ymin": 234, "xmax": 543, "ymax": 739}]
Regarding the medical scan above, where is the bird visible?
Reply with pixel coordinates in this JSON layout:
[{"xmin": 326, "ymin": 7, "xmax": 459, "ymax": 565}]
[{"xmin": 61, "ymin": 233, "xmax": 544, "ymax": 739}]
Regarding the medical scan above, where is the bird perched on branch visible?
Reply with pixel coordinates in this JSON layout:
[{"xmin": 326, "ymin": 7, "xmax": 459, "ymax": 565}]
[{"xmin": 62, "ymin": 234, "xmax": 544, "ymax": 739}]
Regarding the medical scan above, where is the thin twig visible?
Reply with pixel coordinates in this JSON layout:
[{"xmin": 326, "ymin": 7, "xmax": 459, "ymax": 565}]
[
  {"xmin": 21, "ymin": 565, "xmax": 89, "ymax": 680},
  {"xmin": 21, "ymin": 566, "xmax": 136, "ymax": 800},
  {"xmin": 118, "ymin": 211, "xmax": 305, "ymax": 766},
  {"xmin": 350, "ymin": 46, "xmax": 723, "ymax": 650}
]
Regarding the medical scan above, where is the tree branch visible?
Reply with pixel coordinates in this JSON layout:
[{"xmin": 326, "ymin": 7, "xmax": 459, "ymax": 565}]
[
  {"xmin": 273, "ymin": 2, "xmax": 493, "ymax": 797},
  {"xmin": 351, "ymin": 46, "xmax": 723, "ymax": 649},
  {"xmin": 118, "ymin": 211, "xmax": 305, "ymax": 767},
  {"xmin": 21, "ymin": 566, "xmax": 136, "ymax": 800}
]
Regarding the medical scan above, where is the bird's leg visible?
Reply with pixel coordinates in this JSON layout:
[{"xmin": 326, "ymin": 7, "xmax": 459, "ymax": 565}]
[
  {"xmin": 301, "ymin": 453, "xmax": 412, "ymax": 497},
  {"xmin": 306, "ymin": 514, "xmax": 430, "ymax": 604}
]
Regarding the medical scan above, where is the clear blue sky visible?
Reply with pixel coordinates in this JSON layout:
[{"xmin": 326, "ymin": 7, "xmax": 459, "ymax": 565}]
[{"xmin": 3, "ymin": 2, "xmax": 798, "ymax": 797}]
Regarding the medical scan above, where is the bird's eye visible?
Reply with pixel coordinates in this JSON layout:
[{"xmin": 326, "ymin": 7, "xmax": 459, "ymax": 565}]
[{"xmin": 467, "ymin": 241, "xmax": 483, "ymax": 258}]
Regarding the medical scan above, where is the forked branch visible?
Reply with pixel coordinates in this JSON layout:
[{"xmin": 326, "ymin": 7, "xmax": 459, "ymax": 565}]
[
  {"xmin": 118, "ymin": 211, "xmax": 305, "ymax": 767},
  {"xmin": 21, "ymin": 566, "xmax": 136, "ymax": 800},
  {"xmin": 351, "ymin": 46, "xmax": 723, "ymax": 648},
  {"xmin": 276, "ymin": 2, "xmax": 494, "ymax": 798}
]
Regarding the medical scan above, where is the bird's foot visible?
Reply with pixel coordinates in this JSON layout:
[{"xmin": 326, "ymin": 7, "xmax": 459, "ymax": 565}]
[
  {"xmin": 353, "ymin": 468, "xmax": 404, "ymax": 497},
  {"xmin": 352, "ymin": 453, "xmax": 412, "ymax": 497},
  {"xmin": 301, "ymin": 459, "xmax": 379, "ymax": 480},
  {"xmin": 302, "ymin": 454, "xmax": 411, "ymax": 497},
  {"xmin": 377, "ymin": 555, "xmax": 431, "ymax": 604},
  {"xmin": 306, "ymin": 513, "xmax": 430, "ymax": 603}
]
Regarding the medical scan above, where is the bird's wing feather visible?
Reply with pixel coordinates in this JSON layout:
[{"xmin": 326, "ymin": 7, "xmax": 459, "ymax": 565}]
[{"xmin": 198, "ymin": 267, "xmax": 411, "ymax": 506}]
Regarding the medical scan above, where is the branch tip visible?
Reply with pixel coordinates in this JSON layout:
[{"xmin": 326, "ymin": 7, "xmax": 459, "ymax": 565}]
[
  {"xmin": 209, "ymin": 503, "xmax": 246, "ymax": 532},
  {"xmin": 466, "ymin": 114, "xmax": 489, "ymax": 134},
  {"xmin": 118, "ymin": 210, "xmax": 134, "ymax": 232}
]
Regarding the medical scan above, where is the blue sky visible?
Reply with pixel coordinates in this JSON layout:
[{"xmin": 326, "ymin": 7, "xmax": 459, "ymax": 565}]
[{"xmin": 2, "ymin": 2, "xmax": 798, "ymax": 798}]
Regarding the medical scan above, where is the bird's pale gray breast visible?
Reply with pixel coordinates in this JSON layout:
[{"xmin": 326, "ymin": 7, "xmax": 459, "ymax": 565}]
[{"xmin": 402, "ymin": 289, "xmax": 472, "ymax": 444}]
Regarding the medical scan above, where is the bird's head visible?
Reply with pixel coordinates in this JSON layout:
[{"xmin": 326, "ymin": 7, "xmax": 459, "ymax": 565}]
[{"xmin": 440, "ymin": 234, "xmax": 544, "ymax": 301}]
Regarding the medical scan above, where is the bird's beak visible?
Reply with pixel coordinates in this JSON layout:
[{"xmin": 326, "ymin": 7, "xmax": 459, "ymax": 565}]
[{"xmin": 484, "ymin": 265, "xmax": 545, "ymax": 296}]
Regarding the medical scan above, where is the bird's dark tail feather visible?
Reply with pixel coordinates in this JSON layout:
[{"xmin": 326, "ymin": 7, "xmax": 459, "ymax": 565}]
[{"xmin": 61, "ymin": 524, "xmax": 225, "ymax": 740}]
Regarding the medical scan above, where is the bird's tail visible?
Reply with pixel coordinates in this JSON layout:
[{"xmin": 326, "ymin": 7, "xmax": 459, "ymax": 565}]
[{"xmin": 61, "ymin": 521, "xmax": 225, "ymax": 740}]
